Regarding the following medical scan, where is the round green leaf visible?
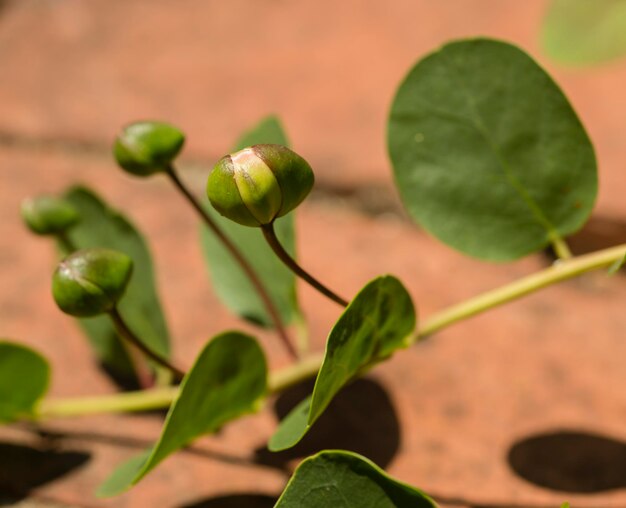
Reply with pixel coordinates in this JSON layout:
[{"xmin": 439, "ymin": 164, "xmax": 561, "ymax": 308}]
[
  {"xmin": 388, "ymin": 38, "xmax": 597, "ymax": 261},
  {"xmin": 0, "ymin": 341, "xmax": 50, "ymax": 423}
]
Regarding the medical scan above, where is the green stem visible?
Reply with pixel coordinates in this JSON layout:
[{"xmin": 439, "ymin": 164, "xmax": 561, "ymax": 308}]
[
  {"xmin": 37, "ymin": 386, "xmax": 180, "ymax": 418},
  {"xmin": 34, "ymin": 243, "xmax": 626, "ymax": 420},
  {"xmin": 418, "ymin": 243, "xmax": 626, "ymax": 338},
  {"xmin": 262, "ymin": 222, "xmax": 349, "ymax": 307},
  {"xmin": 551, "ymin": 235, "xmax": 573, "ymax": 261},
  {"xmin": 165, "ymin": 166, "xmax": 298, "ymax": 360},
  {"xmin": 36, "ymin": 353, "xmax": 324, "ymax": 419},
  {"xmin": 108, "ymin": 307, "xmax": 185, "ymax": 382}
]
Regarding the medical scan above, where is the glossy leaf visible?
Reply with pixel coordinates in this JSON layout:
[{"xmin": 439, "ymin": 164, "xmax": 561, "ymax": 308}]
[
  {"xmin": 388, "ymin": 38, "xmax": 597, "ymax": 261},
  {"xmin": 542, "ymin": 0, "xmax": 626, "ymax": 65},
  {"xmin": 270, "ymin": 276, "xmax": 415, "ymax": 451},
  {"xmin": 0, "ymin": 341, "xmax": 50, "ymax": 423},
  {"xmin": 275, "ymin": 450, "xmax": 437, "ymax": 508},
  {"xmin": 62, "ymin": 186, "xmax": 171, "ymax": 377},
  {"xmin": 97, "ymin": 332, "xmax": 267, "ymax": 497},
  {"xmin": 200, "ymin": 116, "xmax": 301, "ymax": 326}
]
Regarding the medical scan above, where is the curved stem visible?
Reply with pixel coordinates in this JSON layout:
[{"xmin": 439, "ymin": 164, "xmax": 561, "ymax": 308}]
[
  {"xmin": 36, "ymin": 352, "xmax": 324, "ymax": 419},
  {"xmin": 34, "ymin": 243, "xmax": 626, "ymax": 420},
  {"xmin": 165, "ymin": 166, "xmax": 297, "ymax": 360},
  {"xmin": 262, "ymin": 222, "xmax": 349, "ymax": 307},
  {"xmin": 418, "ymin": 243, "xmax": 626, "ymax": 338},
  {"xmin": 108, "ymin": 307, "xmax": 185, "ymax": 382}
]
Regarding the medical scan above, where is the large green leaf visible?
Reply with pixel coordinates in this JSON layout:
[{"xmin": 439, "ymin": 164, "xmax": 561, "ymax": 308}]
[
  {"xmin": 63, "ymin": 186, "xmax": 171, "ymax": 373},
  {"xmin": 388, "ymin": 38, "xmax": 597, "ymax": 261},
  {"xmin": 270, "ymin": 276, "xmax": 415, "ymax": 451},
  {"xmin": 275, "ymin": 450, "xmax": 437, "ymax": 508},
  {"xmin": 0, "ymin": 341, "xmax": 50, "ymax": 423},
  {"xmin": 542, "ymin": 0, "xmax": 626, "ymax": 65},
  {"xmin": 200, "ymin": 116, "xmax": 301, "ymax": 327},
  {"xmin": 97, "ymin": 332, "xmax": 267, "ymax": 497}
]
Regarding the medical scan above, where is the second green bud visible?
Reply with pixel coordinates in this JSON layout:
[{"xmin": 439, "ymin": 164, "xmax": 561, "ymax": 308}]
[
  {"xmin": 113, "ymin": 121, "xmax": 185, "ymax": 177},
  {"xmin": 52, "ymin": 248, "xmax": 133, "ymax": 317}
]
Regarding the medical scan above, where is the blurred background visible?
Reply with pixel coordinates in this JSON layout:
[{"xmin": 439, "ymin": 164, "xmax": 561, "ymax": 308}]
[{"xmin": 1, "ymin": 1, "xmax": 626, "ymax": 507}]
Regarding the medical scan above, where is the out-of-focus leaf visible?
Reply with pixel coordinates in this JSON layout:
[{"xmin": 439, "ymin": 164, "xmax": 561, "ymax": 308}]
[
  {"xmin": 63, "ymin": 186, "xmax": 171, "ymax": 379},
  {"xmin": 388, "ymin": 38, "xmax": 597, "ymax": 261},
  {"xmin": 270, "ymin": 276, "xmax": 415, "ymax": 451},
  {"xmin": 97, "ymin": 332, "xmax": 267, "ymax": 497},
  {"xmin": 0, "ymin": 341, "xmax": 50, "ymax": 423},
  {"xmin": 542, "ymin": 0, "xmax": 626, "ymax": 65}
]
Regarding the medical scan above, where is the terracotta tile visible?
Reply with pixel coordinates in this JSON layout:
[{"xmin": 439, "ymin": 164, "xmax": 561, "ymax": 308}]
[
  {"xmin": 0, "ymin": 0, "xmax": 624, "ymax": 217},
  {"xmin": 1, "ymin": 0, "xmax": 626, "ymax": 505}
]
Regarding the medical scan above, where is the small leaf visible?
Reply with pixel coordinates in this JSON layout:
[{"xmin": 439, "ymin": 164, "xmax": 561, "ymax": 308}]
[
  {"xmin": 269, "ymin": 396, "xmax": 312, "ymax": 451},
  {"xmin": 97, "ymin": 332, "xmax": 267, "ymax": 497},
  {"xmin": 388, "ymin": 38, "xmax": 597, "ymax": 261},
  {"xmin": 200, "ymin": 116, "xmax": 302, "ymax": 326},
  {"xmin": 542, "ymin": 0, "xmax": 626, "ymax": 66},
  {"xmin": 275, "ymin": 450, "xmax": 437, "ymax": 508},
  {"xmin": 63, "ymin": 186, "xmax": 171, "ymax": 377},
  {"xmin": 560, "ymin": 503, "xmax": 570, "ymax": 508},
  {"xmin": 0, "ymin": 341, "xmax": 50, "ymax": 423},
  {"xmin": 608, "ymin": 254, "xmax": 626, "ymax": 275},
  {"xmin": 95, "ymin": 451, "xmax": 151, "ymax": 497},
  {"xmin": 270, "ymin": 276, "xmax": 415, "ymax": 451}
]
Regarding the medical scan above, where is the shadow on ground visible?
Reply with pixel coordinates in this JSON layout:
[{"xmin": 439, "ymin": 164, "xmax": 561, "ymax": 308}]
[
  {"xmin": 254, "ymin": 377, "xmax": 400, "ymax": 471},
  {"xmin": 181, "ymin": 493, "xmax": 277, "ymax": 508},
  {"xmin": 0, "ymin": 441, "xmax": 90, "ymax": 500},
  {"xmin": 508, "ymin": 429, "xmax": 626, "ymax": 493}
]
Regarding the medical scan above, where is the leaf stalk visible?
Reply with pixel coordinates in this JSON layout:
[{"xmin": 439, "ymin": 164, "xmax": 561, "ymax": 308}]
[{"xmin": 35, "ymin": 243, "xmax": 626, "ymax": 419}]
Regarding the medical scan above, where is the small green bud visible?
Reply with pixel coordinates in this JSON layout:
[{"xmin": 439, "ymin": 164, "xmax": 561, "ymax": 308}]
[
  {"xmin": 21, "ymin": 195, "xmax": 80, "ymax": 236},
  {"xmin": 113, "ymin": 121, "xmax": 185, "ymax": 176},
  {"xmin": 206, "ymin": 144, "xmax": 314, "ymax": 227},
  {"xmin": 52, "ymin": 248, "xmax": 133, "ymax": 317}
]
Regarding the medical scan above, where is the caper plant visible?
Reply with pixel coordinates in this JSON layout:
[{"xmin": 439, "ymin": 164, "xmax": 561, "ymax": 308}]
[{"xmin": 2, "ymin": 37, "xmax": 624, "ymax": 507}]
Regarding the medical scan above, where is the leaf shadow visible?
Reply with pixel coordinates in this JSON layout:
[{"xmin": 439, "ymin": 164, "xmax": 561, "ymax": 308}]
[
  {"xmin": 0, "ymin": 441, "xmax": 90, "ymax": 500},
  {"xmin": 254, "ymin": 376, "xmax": 400, "ymax": 471},
  {"xmin": 180, "ymin": 493, "xmax": 277, "ymax": 508},
  {"xmin": 98, "ymin": 361, "xmax": 142, "ymax": 392},
  {"xmin": 507, "ymin": 429, "xmax": 626, "ymax": 493}
]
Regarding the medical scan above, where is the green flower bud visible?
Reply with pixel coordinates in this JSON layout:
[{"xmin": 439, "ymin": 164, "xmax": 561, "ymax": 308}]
[
  {"xmin": 206, "ymin": 144, "xmax": 314, "ymax": 227},
  {"xmin": 52, "ymin": 248, "xmax": 133, "ymax": 317},
  {"xmin": 113, "ymin": 121, "xmax": 185, "ymax": 176},
  {"xmin": 21, "ymin": 195, "xmax": 80, "ymax": 236}
]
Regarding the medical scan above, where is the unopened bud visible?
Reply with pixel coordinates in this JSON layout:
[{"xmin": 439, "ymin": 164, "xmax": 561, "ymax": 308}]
[
  {"xmin": 113, "ymin": 121, "xmax": 185, "ymax": 176},
  {"xmin": 21, "ymin": 195, "xmax": 80, "ymax": 236},
  {"xmin": 52, "ymin": 248, "xmax": 133, "ymax": 317},
  {"xmin": 206, "ymin": 144, "xmax": 314, "ymax": 227}
]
